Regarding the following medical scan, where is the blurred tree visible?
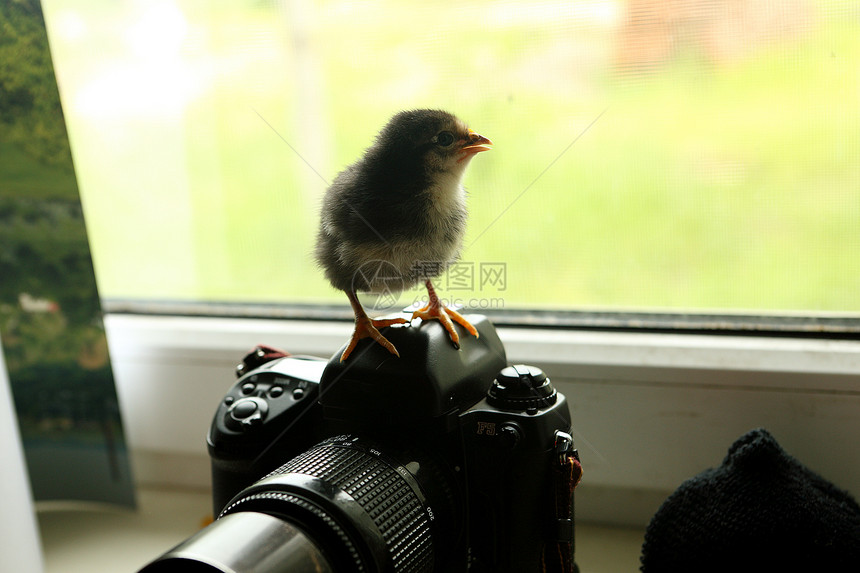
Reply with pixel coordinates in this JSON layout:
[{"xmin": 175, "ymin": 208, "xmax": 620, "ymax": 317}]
[
  {"xmin": 0, "ymin": 0, "xmax": 74, "ymax": 170},
  {"xmin": 0, "ymin": 0, "xmax": 116, "ymax": 434}
]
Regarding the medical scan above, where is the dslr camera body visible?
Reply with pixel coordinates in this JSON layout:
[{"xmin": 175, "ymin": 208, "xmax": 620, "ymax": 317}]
[{"xmin": 141, "ymin": 316, "xmax": 580, "ymax": 573}]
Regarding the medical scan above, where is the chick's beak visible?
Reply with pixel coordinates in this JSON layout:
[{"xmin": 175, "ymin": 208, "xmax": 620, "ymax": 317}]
[{"xmin": 462, "ymin": 129, "xmax": 493, "ymax": 154}]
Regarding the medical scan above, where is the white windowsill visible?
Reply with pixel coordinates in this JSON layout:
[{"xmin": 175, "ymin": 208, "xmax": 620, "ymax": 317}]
[{"xmin": 104, "ymin": 313, "xmax": 860, "ymax": 526}]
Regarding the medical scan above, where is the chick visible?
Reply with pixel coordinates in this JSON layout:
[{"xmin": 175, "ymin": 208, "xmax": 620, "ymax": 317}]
[{"xmin": 315, "ymin": 109, "xmax": 492, "ymax": 361}]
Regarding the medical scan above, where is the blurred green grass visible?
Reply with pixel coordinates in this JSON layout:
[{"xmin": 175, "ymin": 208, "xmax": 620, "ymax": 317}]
[{"xmin": 44, "ymin": 0, "xmax": 860, "ymax": 312}]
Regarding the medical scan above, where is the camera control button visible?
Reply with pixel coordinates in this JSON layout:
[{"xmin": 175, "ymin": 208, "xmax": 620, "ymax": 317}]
[
  {"xmin": 488, "ymin": 364, "xmax": 557, "ymax": 411},
  {"xmin": 241, "ymin": 383, "xmax": 256, "ymax": 395},
  {"xmin": 268, "ymin": 386, "xmax": 285, "ymax": 398},
  {"xmin": 232, "ymin": 400, "xmax": 258, "ymax": 418},
  {"xmin": 226, "ymin": 397, "xmax": 268, "ymax": 431},
  {"xmin": 499, "ymin": 423, "xmax": 522, "ymax": 448},
  {"xmin": 292, "ymin": 388, "xmax": 305, "ymax": 400}
]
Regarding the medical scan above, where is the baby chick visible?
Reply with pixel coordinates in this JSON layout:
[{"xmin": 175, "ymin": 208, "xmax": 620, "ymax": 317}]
[{"xmin": 315, "ymin": 109, "xmax": 491, "ymax": 361}]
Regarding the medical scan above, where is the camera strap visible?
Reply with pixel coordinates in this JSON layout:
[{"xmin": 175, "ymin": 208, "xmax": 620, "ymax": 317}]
[
  {"xmin": 236, "ymin": 344, "xmax": 291, "ymax": 377},
  {"xmin": 541, "ymin": 432, "xmax": 583, "ymax": 573}
]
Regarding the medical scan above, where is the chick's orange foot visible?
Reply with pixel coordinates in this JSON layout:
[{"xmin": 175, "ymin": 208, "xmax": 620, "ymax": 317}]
[
  {"xmin": 411, "ymin": 280, "xmax": 479, "ymax": 350},
  {"xmin": 341, "ymin": 315, "xmax": 409, "ymax": 362}
]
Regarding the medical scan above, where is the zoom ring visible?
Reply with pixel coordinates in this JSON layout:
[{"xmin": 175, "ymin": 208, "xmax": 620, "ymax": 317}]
[{"xmin": 269, "ymin": 439, "xmax": 434, "ymax": 572}]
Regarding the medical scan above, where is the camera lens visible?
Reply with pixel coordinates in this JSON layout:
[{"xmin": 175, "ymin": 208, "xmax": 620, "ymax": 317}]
[
  {"xmin": 139, "ymin": 511, "xmax": 336, "ymax": 572},
  {"xmin": 142, "ymin": 435, "xmax": 457, "ymax": 573}
]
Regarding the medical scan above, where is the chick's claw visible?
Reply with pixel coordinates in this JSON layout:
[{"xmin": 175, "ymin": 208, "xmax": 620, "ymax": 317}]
[
  {"xmin": 340, "ymin": 316, "xmax": 409, "ymax": 362},
  {"xmin": 411, "ymin": 302, "xmax": 479, "ymax": 350},
  {"xmin": 443, "ymin": 306, "xmax": 479, "ymax": 338}
]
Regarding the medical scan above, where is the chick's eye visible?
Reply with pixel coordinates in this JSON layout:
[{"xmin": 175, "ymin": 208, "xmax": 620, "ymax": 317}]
[{"xmin": 434, "ymin": 131, "xmax": 455, "ymax": 147}]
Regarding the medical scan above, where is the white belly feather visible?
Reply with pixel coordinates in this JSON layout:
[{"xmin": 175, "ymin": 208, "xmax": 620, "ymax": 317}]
[{"xmin": 335, "ymin": 174, "xmax": 467, "ymax": 293}]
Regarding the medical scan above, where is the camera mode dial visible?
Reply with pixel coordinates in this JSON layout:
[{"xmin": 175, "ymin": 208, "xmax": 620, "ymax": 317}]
[{"xmin": 488, "ymin": 364, "xmax": 557, "ymax": 412}]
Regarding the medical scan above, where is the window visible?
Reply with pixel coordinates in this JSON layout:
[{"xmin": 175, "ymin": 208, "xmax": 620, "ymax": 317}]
[
  {"xmin": 44, "ymin": 0, "xmax": 860, "ymax": 326},
  {"xmin": 33, "ymin": 2, "xmax": 860, "ymax": 526}
]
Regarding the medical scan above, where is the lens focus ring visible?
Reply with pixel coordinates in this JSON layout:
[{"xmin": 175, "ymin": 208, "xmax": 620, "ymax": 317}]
[
  {"xmin": 223, "ymin": 490, "xmax": 363, "ymax": 571},
  {"xmin": 231, "ymin": 438, "xmax": 435, "ymax": 572}
]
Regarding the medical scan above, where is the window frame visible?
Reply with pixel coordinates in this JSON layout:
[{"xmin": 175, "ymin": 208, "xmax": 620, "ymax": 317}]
[{"xmin": 103, "ymin": 299, "xmax": 860, "ymax": 338}]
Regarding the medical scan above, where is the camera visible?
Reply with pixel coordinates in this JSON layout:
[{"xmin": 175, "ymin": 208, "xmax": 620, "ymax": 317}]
[{"xmin": 139, "ymin": 315, "xmax": 580, "ymax": 572}]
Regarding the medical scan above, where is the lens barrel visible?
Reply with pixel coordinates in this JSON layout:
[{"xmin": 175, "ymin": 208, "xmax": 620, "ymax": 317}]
[
  {"xmin": 142, "ymin": 436, "xmax": 443, "ymax": 573},
  {"xmin": 138, "ymin": 511, "xmax": 335, "ymax": 572}
]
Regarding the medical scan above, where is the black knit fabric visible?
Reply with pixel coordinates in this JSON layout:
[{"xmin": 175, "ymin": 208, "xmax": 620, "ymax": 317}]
[{"xmin": 640, "ymin": 428, "xmax": 860, "ymax": 572}]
